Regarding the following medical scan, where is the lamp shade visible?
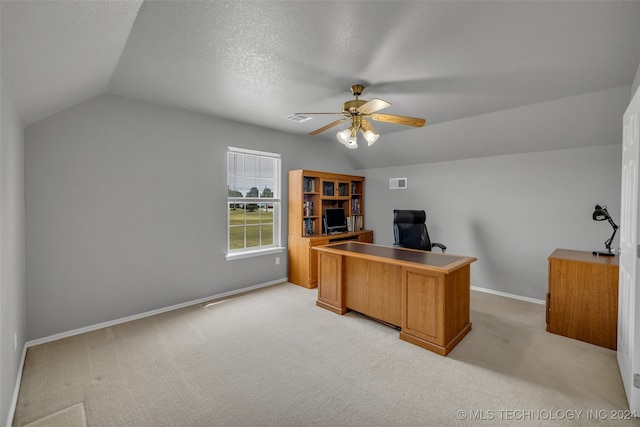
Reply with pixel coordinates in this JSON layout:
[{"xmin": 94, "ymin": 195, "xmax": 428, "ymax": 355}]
[
  {"xmin": 593, "ymin": 205, "xmax": 610, "ymax": 221},
  {"xmin": 336, "ymin": 129, "xmax": 351, "ymax": 145},
  {"xmin": 362, "ymin": 130, "xmax": 379, "ymax": 146}
]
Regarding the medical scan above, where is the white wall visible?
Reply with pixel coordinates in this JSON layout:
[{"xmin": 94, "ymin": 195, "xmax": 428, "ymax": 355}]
[
  {"xmin": 24, "ymin": 93, "xmax": 354, "ymax": 341},
  {"xmin": 362, "ymin": 144, "xmax": 621, "ymax": 301},
  {"xmin": 0, "ymin": 78, "xmax": 26, "ymax": 426}
]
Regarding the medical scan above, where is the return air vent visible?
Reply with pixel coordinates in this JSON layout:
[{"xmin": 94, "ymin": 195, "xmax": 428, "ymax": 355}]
[
  {"xmin": 389, "ymin": 177, "xmax": 407, "ymax": 190},
  {"xmin": 286, "ymin": 114, "xmax": 312, "ymax": 123}
]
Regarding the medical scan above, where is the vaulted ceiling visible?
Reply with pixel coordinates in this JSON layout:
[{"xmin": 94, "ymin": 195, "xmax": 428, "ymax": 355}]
[{"xmin": 2, "ymin": 1, "xmax": 640, "ymax": 168}]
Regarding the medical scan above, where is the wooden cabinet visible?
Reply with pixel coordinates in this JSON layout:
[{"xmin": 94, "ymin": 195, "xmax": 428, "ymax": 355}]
[
  {"xmin": 546, "ymin": 249, "xmax": 619, "ymax": 350},
  {"xmin": 288, "ymin": 169, "xmax": 373, "ymax": 288}
]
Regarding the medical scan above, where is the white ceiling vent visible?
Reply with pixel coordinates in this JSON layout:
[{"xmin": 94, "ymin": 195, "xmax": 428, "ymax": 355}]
[
  {"xmin": 389, "ymin": 177, "xmax": 407, "ymax": 190},
  {"xmin": 286, "ymin": 114, "xmax": 312, "ymax": 123}
]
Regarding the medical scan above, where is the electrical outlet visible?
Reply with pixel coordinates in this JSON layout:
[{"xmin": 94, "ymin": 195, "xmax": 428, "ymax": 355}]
[
  {"xmin": 14, "ymin": 331, "xmax": 18, "ymax": 351},
  {"xmin": 275, "ymin": 257, "xmax": 280, "ymax": 265}
]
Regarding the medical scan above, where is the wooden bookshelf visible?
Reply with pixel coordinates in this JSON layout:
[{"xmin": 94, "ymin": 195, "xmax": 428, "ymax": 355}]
[{"xmin": 288, "ymin": 169, "xmax": 373, "ymax": 288}]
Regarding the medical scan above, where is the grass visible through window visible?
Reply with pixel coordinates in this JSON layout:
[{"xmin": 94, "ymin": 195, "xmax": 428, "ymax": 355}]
[{"xmin": 229, "ymin": 208, "xmax": 274, "ymax": 250}]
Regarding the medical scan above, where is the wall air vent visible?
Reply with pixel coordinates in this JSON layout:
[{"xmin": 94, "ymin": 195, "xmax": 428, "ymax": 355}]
[
  {"xmin": 389, "ymin": 177, "xmax": 407, "ymax": 190},
  {"xmin": 286, "ymin": 114, "xmax": 312, "ymax": 123}
]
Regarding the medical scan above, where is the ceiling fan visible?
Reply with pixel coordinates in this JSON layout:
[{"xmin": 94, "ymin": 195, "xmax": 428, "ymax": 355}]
[{"xmin": 295, "ymin": 84, "xmax": 426, "ymax": 149}]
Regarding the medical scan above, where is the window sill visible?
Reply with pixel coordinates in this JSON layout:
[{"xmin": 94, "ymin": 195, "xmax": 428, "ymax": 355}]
[{"xmin": 225, "ymin": 246, "xmax": 285, "ymax": 261}]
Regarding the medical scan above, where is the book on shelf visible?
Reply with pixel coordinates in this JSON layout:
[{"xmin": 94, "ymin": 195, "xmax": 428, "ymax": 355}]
[
  {"xmin": 346, "ymin": 215, "xmax": 363, "ymax": 232},
  {"xmin": 351, "ymin": 198, "xmax": 361, "ymax": 215},
  {"xmin": 303, "ymin": 200, "xmax": 314, "ymax": 216},
  {"xmin": 303, "ymin": 218, "xmax": 315, "ymax": 236},
  {"xmin": 303, "ymin": 177, "xmax": 316, "ymax": 192}
]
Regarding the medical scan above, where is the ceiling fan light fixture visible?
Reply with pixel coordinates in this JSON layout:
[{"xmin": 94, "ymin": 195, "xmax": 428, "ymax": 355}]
[
  {"xmin": 362, "ymin": 129, "xmax": 379, "ymax": 146},
  {"xmin": 346, "ymin": 127, "xmax": 358, "ymax": 149},
  {"xmin": 345, "ymin": 138, "xmax": 358, "ymax": 149},
  {"xmin": 336, "ymin": 129, "xmax": 351, "ymax": 145},
  {"xmin": 304, "ymin": 84, "xmax": 425, "ymax": 148}
]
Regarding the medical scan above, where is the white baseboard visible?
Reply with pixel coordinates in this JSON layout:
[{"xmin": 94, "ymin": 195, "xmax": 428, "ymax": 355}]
[
  {"xmin": 7, "ymin": 277, "xmax": 287, "ymax": 427},
  {"xmin": 26, "ymin": 277, "xmax": 288, "ymax": 348},
  {"xmin": 5, "ymin": 342, "xmax": 27, "ymax": 427},
  {"xmin": 471, "ymin": 285, "xmax": 545, "ymax": 305}
]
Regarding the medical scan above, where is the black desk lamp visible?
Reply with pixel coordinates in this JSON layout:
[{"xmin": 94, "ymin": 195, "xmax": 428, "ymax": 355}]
[{"xmin": 592, "ymin": 204, "xmax": 618, "ymax": 256}]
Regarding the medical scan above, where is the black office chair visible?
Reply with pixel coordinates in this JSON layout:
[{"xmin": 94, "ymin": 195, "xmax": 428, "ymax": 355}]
[{"xmin": 393, "ymin": 210, "xmax": 446, "ymax": 252}]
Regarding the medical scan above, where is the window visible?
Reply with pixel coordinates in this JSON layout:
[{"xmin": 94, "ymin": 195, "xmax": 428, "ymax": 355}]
[{"xmin": 226, "ymin": 147, "xmax": 282, "ymax": 260}]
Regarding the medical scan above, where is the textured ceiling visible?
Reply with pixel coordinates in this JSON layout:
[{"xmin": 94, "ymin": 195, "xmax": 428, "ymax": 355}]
[
  {"xmin": 2, "ymin": 1, "xmax": 640, "ymax": 168},
  {"xmin": 1, "ymin": 0, "xmax": 143, "ymax": 125}
]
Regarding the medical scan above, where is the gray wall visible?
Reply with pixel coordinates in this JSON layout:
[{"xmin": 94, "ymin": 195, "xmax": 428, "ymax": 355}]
[
  {"xmin": 24, "ymin": 93, "xmax": 354, "ymax": 341},
  {"xmin": 0, "ymin": 78, "xmax": 26, "ymax": 426},
  {"xmin": 362, "ymin": 146, "xmax": 621, "ymax": 301},
  {"xmin": 632, "ymin": 60, "xmax": 640, "ymax": 98}
]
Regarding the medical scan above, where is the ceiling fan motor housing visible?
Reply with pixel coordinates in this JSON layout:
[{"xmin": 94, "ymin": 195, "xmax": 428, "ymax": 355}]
[
  {"xmin": 343, "ymin": 99, "xmax": 367, "ymax": 114},
  {"xmin": 350, "ymin": 84, "xmax": 364, "ymax": 96}
]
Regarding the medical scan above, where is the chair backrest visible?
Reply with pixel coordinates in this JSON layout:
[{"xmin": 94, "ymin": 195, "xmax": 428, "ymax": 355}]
[{"xmin": 393, "ymin": 210, "xmax": 432, "ymax": 251}]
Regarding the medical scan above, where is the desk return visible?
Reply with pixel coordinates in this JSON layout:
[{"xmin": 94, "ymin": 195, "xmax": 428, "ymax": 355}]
[{"xmin": 313, "ymin": 242, "xmax": 477, "ymax": 356}]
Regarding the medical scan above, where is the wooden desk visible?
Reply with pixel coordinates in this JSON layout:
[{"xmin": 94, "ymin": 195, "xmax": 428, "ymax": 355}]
[
  {"xmin": 546, "ymin": 249, "xmax": 619, "ymax": 350},
  {"xmin": 313, "ymin": 242, "xmax": 477, "ymax": 356}
]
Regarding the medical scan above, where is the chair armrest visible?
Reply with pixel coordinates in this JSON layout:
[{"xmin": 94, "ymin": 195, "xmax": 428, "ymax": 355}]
[{"xmin": 431, "ymin": 242, "xmax": 447, "ymax": 253}]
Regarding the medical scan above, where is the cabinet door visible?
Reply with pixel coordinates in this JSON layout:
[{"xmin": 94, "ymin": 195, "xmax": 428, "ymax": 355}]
[
  {"xmin": 548, "ymin": 258, "xmax": 618, "ymax": 350},
  {"xmin": 321, "ymin": 179, "xmax": 351, "ymax": 199},
  {"xmin": 337, "ymin": 181, "xmax": 350, "ymax": 197},
  {"xmin": 547, "ymin": 258, "xmax": 581, "ymax": 337},
  {"xmin": 321, "ymin": 180, "xmax": 335, "ymax": 197}
]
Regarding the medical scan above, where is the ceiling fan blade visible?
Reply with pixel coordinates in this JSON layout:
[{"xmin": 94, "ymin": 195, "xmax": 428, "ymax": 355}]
[
  {"xmin": 295, "ymin": 112, "xmax": 344, "ymax": 115},
  {"xmin": 369, "ymin": 113, "xmax": 426, "ymax": 127},
  {"xmin": 357, "ymin": 98, "xmax": 391, "ymax": 115},
  {"xmin": 308, "ymin": 118, "xmax": 347, "ymax": 136}
]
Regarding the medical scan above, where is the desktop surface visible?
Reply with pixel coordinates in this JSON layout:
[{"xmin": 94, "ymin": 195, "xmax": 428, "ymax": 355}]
[{"xmin": 324, "ymin": 241, "xmax": 471, "ymax": 270}]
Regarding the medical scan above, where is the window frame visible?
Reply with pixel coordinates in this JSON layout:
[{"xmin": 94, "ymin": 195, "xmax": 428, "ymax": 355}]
[{"xmin": 226, "ymin": 147, "xmax": 284, "ymax": 261}]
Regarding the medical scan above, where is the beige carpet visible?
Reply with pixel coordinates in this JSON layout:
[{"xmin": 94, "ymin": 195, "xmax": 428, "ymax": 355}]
[{"xmin": 12, "ymin": 283, "xmax": 637, "ymax": 426}]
